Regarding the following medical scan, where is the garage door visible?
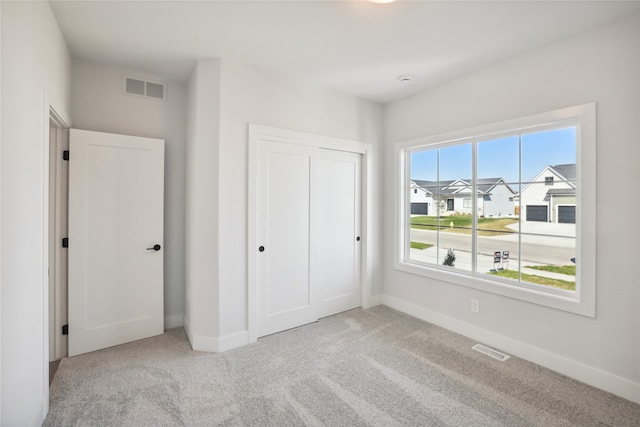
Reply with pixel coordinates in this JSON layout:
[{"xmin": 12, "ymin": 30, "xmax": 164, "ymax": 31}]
[
  {"xmin": 526, "ymin": 205, "xmax": 548, "ymax": 222},
  {"xmin": 558, "ymin": 205, "xmax": 576, "ymax": 224},
  {"xmin": 411, "ymin": 203, "xmax": 428, "ymax": 215}
]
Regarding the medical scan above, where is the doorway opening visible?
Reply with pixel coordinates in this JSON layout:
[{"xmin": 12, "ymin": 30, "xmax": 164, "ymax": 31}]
[{"xmin": 48, "ymin": 108, "xmax": 70, "ymax": 381}]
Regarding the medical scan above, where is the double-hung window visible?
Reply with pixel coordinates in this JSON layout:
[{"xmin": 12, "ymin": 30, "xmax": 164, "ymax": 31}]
[{"xmin": 395, "ymin": 104, "xmax": 596, "ymax": 316}]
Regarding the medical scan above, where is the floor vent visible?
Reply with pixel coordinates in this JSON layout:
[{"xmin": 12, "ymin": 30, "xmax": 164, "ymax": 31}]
[
  {"xmin": 123, "ymin": 76, "xmax": 166, "ymax": 100},
  {"xmin": 472, "ymin": 344, "xmax": 510, "ymax": 361}
]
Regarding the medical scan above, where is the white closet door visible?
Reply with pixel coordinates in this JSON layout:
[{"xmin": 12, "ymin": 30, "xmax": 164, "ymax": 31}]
[
  {"xmin": 317, "ymin": 149, "xmax": 362, "ymax": 318},
  {"xmin": 257, "ymin": 141, "xmax": 319, "ymax": 337},
  {"xmin": 68, "ymin": 129, "xmax": 165, "ymax": 356}
]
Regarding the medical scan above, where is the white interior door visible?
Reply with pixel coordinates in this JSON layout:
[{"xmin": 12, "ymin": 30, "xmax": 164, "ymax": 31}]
[
  {"xmin": 257, "ymin": 141, "xmax": 319, "ymax": 337},
  {"xmin": 68, "ymin": 129, "xmax": 165, "ymax": 357},
  {"xmin": 317, "ymin": 149, "xmax": 362, "ymax": 318}
]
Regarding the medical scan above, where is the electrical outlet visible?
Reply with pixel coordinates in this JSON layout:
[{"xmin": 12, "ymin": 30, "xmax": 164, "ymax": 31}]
[
  {"xmin": 470, "ymin": 299, "xmax": 480, "ymax": 314},
  {"xmin": 28, "ymin": 242, "xmax": 36, "ymax": 267}
]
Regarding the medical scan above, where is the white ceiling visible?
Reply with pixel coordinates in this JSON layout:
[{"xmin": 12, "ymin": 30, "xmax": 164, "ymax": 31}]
[{"xmin": 49, "ymin": 0, "xmax": 639, "ymax": 104}]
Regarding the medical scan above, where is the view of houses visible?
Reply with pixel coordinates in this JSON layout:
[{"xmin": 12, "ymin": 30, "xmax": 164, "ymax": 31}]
[{"xmin": 410, "ymin": 163, "xmax": 576, "ymax": 224}]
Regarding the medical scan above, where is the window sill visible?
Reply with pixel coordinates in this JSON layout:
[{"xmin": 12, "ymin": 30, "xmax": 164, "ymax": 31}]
[{"xmin": 394, "ymin": 259, "xmax": 594, "ymax": 318}]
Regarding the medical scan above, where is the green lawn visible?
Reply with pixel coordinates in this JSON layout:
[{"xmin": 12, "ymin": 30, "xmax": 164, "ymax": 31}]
[
  {"xmin": 527, "ymin": 265, "xmax": 576, "ymax": 276},
  {"xmin": 488, "ymin": 269, "xmax": 575, "ymax": 291},
  {"xmin": 410, "ymin": 241, "xmax": 433, "ymax": 250},
  {"xmin": 410, "ymin": 216, "xmax": 519, "ymax": 236}
]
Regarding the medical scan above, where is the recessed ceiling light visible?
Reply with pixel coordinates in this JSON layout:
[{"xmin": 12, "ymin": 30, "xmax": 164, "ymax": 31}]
[
  {"xmin": 369, "ymin": 0, "xmax": 397, "ymax": 4},
  {"xmin": 398, "ymin": 74, "xmax": 414, "ymax": 83}
]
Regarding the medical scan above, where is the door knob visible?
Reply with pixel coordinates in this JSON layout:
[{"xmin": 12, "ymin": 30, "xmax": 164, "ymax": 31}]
[
  {"xmin": 258, "ymin": 246, "xmax": 265, "ymax": 252},
  {"xmin": 147, "ymin": 244, "xmax": 161, "ymax": 251}
]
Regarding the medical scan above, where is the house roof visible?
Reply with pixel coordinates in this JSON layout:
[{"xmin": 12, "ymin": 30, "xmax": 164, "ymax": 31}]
[
  {"xmin": 476, "ymin": 178, "xmax": 517, "ymax": 195},
  {"xmin": 550, "ymin": 164, "xmax": 576, "ymax": 181},
  {"xmin": 411, "ymin": 178, "xmax": 516, "ymax": 196},
  {"xmin": 520, "ymin": 163, "xmax": 577, "ymax": 195},
  {"xmin": 546, "ymin": 188, "xmax": 576, "ymax": 196}
]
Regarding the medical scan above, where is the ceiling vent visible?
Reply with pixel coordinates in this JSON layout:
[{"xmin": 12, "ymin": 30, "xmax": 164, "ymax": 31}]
[{"xmin": 123, "ymin": 76, "xmax": 166, "ymax": 101}]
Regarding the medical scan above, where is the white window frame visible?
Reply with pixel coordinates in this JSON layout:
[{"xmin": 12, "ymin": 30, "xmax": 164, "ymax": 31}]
[{"xmin": 394, "ymin": 103, "xmax": 596, "ymax": 317}]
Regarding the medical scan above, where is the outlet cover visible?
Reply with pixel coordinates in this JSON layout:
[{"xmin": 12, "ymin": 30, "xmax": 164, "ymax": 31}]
[{"xmin": 470, "ymin": 299, "xmax": 480, "ymax": 313}]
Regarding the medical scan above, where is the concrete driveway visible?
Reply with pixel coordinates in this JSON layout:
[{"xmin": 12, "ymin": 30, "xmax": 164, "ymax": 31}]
[{"xmin": 506, "ymin": 221, "xmax": 576, "ymax": 237}]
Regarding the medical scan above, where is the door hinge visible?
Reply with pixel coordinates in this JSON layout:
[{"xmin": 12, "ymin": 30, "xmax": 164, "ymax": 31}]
[
  {"xmin": 62, "ymin": 237, "xmax": 68, "ymax": 248},
  {"xmin": 63, "ymin": 150, "xmax": 69, "ymax": 161},
  {"xmin": 62, "ymin": 324, "xmax": 68, "ymax": 335}
]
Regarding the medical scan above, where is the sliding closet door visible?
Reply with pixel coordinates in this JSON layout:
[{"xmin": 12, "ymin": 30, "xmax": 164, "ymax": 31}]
[
  {"xmin": 253, "ymin": 131, "xmax": 364, "ymax": 339},
  {"xmin": 317, "ymin": 149, "xmax": 362, "ymax": 318},
  {"xmin": 256, "ymin": 141, "xmax": 319, "ymax": 337}
]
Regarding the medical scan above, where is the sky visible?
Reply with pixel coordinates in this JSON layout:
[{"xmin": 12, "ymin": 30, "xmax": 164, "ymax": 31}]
[{"xmin": 410, "ymin": 126, "xmax": 576, "ymax": 185}]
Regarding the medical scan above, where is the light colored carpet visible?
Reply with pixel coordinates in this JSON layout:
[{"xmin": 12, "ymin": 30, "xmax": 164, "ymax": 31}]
[{"xmin": 45, "ymin": 306, "xmax": 640, "ymax": 426}]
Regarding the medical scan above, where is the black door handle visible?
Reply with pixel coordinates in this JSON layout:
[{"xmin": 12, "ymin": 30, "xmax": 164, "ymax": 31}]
[
  {"xmin": 147, "ymin": 244, "xmax": 161, "ymax": 251},
  {"xmin": 258, "ymin": 246, "xmax": 265, "ymax": 252}
]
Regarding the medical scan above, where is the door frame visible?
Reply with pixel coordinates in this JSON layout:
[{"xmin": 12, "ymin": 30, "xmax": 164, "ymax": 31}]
[
  {"xmin": 247, "ymin": 124, "xmax": 374, "ymax": 343},
  {"xmin": 48, "ymin": 112, "xmax": 70, "ymax": 362},
  {"xmin": 43, "ymin": 89, "xmax": 71, "ymax": 416}
]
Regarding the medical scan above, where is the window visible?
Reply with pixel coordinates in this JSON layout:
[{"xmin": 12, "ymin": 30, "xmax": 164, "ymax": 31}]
[{"xmin": 395, "ymin": 104, "xmax": 596, "ymax": 317}]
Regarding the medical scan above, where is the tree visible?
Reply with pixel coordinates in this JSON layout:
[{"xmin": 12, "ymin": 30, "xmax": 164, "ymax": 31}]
[{"xmin": 443, "ymin": 248, "xmax": 456, "ymax": 266}]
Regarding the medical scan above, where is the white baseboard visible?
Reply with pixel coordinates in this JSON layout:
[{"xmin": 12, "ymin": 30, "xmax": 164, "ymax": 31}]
[
  {"xmin": 30, "ymin": 397, "xmax": 45, "ymax": 427},
  {"xmin": 164, "ymin": 313, "xmax": 184, "ymax": 329},
  {"xmin": 218, "ymin": 331, "xmax": 250, "ymax": 352},
  {"xmin": 364, "ymin": 293, "xmax": 383, "ymax": 309},
  {"xmin": 183, "ymin": 318, "xmax": 249, "ymax": 353},
  {"xmin": 382, "ymin": 294, "xmax": 640, "ymax": 404}
]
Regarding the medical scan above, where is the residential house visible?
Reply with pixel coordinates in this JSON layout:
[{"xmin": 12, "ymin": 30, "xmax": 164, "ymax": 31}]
[
  {"xmin": 410, "ymin": 178, "xmax": 516, "ymax": 217},
  {"xmin": 520, "ymin": 164, "xmax": 576, "ymax": 223},
  {"xmin": 2, "ymin": 2, "xmax": 639, "ymax": 425}
]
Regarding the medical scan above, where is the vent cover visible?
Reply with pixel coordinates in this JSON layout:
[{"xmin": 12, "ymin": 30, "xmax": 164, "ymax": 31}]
[
  {"xmin": 472, "ymin": 344, "xmax": 510, "ymax": 361},
  {"xmin": 123, "ymin": 76, "xmax": 166, "ymax": 100}
]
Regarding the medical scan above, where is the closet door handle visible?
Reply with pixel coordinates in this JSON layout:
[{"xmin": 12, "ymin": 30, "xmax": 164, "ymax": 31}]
[{"xmin": 258, "ymin": 246, "xmax": 265, "ymax": 252}]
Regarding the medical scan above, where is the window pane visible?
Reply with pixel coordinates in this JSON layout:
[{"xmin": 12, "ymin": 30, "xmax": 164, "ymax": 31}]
[
  {"xmin": 521, "ymin": 127, "xmax": 576, "ymax": 185},
  {"xmin": 409, "ymin": 150, "xmax": 438, "ymax": 265},
  {"xmin": 478, "ymin": 135, "xmax": 520, "ymax": 185},
  {"xmin": 437, "ymin": 144, "xmax": 472, "ymax": 271},
  {"xmin": 476, "ymin": 136, "xmax": 520, "ymax": 278},
  {"xmin": 476, "ymin": 137, "xmax": 520, "ymax": 226},
  {"xmin": 520, "ymin": 232, "xmax": 576, "ymax": 292}
]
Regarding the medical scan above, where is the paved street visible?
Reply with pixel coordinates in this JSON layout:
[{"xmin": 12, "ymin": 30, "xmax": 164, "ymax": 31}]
[
  {"xmin": 410, "ymin": 226, "xmax": 576, "ymax": 266},
  {"xmin": 411, "ymin": 222, "xmax": 576, "ymax": 280}
]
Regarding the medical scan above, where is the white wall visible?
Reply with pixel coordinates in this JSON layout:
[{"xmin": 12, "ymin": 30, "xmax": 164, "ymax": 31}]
[
  {"xmin": 184, "ymin": 60, "xmax": 222, "ymax": 350},
  {"xmin": 70, "ymin": 59, "xmax": 188, "ymax": 328},
  {"xmin": 384, "ymin": 14, "xmax": 640, "ymax": 402},
  {"xmin": 184, "ymin": 59, "xmax": 383, "ymax": 348},
  {"xmin": 1, "ymin": 2, "xmax": 71, "ymax": 425},
  {"xmin": 217, "ymin": 61, "xmax": 384, "ymax": 338}
]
